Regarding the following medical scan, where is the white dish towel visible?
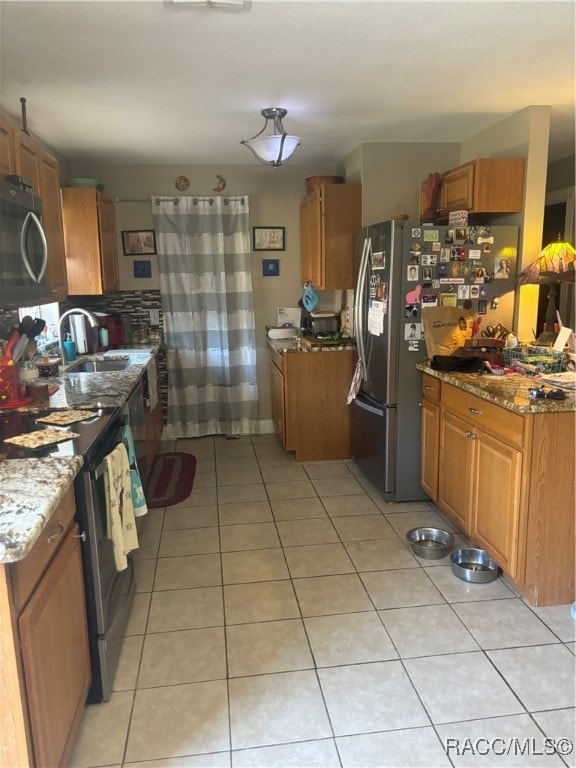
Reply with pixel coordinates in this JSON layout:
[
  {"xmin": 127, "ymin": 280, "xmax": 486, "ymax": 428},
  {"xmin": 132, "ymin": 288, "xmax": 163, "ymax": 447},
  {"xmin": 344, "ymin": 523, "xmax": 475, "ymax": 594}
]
[{"xmin": 104, "ymin": 443, "xmax": 139, "ymax": 571}]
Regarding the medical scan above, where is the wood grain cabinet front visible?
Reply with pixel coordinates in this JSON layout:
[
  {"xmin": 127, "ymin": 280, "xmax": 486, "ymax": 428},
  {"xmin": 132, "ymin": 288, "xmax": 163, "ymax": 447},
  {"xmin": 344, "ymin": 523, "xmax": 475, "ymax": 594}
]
[
  {"xmin": 300, "ymin": 184, "xmax": 361, "ymax": 290},
  {"xmin": 62, "ymin": 187, "xmax": 119, "ymax": 295},
  {"xmin": 270, "ymin": 349, "xmax": 355, "ymax": 461},
  {"xmin": 420, "ymin": 377, "xmax": 575, "ymax": 606},
  {"xmin": 0, "ymin": 486, "xmax": 91, "ymax": 768}
]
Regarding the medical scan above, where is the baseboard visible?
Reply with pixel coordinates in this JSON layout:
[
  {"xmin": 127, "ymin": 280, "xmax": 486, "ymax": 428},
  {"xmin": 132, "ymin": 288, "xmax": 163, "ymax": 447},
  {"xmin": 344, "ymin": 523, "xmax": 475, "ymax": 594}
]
[{"xmin": 258, "ymin": 419, "xmax": 275, "ymax": 434}]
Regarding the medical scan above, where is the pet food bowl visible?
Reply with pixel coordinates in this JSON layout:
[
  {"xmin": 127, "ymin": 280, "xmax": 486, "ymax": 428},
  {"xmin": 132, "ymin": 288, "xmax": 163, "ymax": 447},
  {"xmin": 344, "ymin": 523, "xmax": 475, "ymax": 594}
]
[
  {"xmin": 450, "ymin": 547, "xmax": 501, "ymax": 583},
  {"xmin": 406, "ymin": 527, "xmax": 455, "ymax": 560}
]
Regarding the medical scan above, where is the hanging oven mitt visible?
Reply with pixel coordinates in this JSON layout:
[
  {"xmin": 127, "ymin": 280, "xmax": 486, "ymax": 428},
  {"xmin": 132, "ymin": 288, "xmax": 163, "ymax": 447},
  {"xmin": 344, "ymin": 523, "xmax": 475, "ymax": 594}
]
[{"xmin": 302, "ymin": 282, "xmax": 320, "ymax": 312}]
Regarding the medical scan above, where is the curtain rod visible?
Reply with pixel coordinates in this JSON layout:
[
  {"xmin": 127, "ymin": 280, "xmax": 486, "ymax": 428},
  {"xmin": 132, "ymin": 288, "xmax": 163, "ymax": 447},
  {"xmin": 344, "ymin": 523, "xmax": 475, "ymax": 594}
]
[{"xmin": 115, "ymin": 195, "xmax": 246, "ymax": 206}]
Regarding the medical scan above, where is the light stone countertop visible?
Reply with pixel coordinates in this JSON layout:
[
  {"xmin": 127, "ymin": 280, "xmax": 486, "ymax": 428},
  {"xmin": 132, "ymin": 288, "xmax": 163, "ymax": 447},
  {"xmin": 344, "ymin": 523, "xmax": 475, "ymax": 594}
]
[
  {"xmin": 0, "ymin": 457, "xmax": 84, "ymax": 563},
  {"xmin": 417, "ymin": 363, "xmax": 576, "ymax": 414},
  {"xmin": 267, "ymin": 337, "xmax": 357, "ymax": 353},
  {"xmin": 0, "ymin": 346, "xmax": 160, "ymax": 564}
]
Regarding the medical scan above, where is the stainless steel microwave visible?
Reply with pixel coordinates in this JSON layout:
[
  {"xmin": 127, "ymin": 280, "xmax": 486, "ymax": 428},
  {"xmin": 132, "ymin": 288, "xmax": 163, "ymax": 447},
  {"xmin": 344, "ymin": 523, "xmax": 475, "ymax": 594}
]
[{"xmin": 0, "ymin": 179, "xmax": 49, "ymax": 308}]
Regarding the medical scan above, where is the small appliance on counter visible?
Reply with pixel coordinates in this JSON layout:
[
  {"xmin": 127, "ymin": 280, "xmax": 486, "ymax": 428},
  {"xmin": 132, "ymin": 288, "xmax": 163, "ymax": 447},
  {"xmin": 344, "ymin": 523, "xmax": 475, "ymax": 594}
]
[
  {"xmin": 301, "ymin": 311, "xmax": 341, "ymax": 337},
  {"xmin": 95, "ymin": 312, "xmax": 126, "ymax": 349}
]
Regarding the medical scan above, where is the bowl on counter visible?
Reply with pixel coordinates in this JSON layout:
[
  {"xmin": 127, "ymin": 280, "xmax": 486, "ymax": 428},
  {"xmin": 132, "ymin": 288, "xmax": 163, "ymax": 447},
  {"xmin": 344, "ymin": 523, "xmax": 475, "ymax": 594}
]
[
  {"xmin": 450, "ymin": 547, "xmax": 501, "ymax": 583},
  {"xmin": 37, "ymin": 358, "xmax": 60, "ymax": 377},
  {"xmin": 406, "ymin": 527, "xmax": 454, "ymax": 560},
  {"xmin": 268, "ymin": 326, "xmax": 299, "ymax": 340}
]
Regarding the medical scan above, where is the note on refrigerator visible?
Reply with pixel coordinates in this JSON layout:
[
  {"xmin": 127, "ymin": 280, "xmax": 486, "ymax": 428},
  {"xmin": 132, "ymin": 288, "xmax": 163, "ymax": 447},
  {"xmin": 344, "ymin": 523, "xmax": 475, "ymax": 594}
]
[{"xmin": 368, "ymin": 301, "xmax": 384, "ymax": 336}]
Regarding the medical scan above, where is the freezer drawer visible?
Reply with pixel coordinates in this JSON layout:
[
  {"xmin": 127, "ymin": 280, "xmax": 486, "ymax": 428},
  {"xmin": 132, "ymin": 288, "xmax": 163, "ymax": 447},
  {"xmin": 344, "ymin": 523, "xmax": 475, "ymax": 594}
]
[{"xmin": 351, "ymin": 394, "xmax": 396, "ymax": 494}]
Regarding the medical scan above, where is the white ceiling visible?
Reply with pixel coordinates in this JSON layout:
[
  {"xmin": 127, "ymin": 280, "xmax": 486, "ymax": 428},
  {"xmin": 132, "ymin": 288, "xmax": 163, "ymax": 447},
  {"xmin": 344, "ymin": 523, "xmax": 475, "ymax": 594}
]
[{"xmin": 0, "ymin": 0, "xmax": 574, "ymax": 167}]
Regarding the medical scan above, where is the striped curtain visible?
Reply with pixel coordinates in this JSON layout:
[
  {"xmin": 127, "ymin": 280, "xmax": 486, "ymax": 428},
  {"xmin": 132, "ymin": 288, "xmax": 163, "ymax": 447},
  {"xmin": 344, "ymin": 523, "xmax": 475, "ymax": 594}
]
[{"xmin": 152, "ymin": 195, "xmax": 259, "ymax": 438}]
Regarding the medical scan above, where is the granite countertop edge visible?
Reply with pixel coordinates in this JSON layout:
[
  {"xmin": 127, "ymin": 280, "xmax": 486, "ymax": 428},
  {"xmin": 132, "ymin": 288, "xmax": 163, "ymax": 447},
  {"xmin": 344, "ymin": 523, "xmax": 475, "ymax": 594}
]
[
  {"xmin": 417, "ymin": 363, "xmax": 576, "ymax": 414},
  {"xmin": 267, "ymin": 338, "xmax": 357, "ymax": 353},
  {"xmin": 0, "ymin": 457, "xmax": 84, "ymax": 564}
]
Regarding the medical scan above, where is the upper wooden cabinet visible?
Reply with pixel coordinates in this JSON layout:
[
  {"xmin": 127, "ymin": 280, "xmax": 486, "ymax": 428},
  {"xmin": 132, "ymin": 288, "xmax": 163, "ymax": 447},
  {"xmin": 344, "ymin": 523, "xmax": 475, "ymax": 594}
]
[
  {"xmin": 419, "ymin": 158, "xmax": 525, "ymax": 222},
  {"xmin": 1, "ymin": 111, "xmax": 68, "ymax": 302},
  {"xmin": 62, "ymin": 187, "xmax": 119, "ymax": 295},
  {"xmin": 300, "ymin": 183, "xmax": 361, "ymax": 290}
]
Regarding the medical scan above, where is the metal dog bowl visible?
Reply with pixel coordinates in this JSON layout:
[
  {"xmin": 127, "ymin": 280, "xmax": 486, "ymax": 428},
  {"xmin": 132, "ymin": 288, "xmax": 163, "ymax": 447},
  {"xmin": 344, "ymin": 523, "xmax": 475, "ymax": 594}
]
[
  {"xmin": 450, "ymin": 548, "xmax": 501, "ymax": 583},
  {"xmin": 406, "ymin": 527, "xmax": 455, "ymax": 560}
]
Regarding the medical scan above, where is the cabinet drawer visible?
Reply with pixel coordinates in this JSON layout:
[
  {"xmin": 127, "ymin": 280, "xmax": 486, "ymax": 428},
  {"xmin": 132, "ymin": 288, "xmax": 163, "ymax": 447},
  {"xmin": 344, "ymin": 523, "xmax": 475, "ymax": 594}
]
[
  {"xmin": 443, "ymin": 384, "xmax": 524, "ymax": 449},
  {"xmin": 10, "ymin": 486, "xmax": 76, "ymax": 612},
  {"xmin": 422, "ymin": 374, "xmax": 441, "ymax": 403},
  {"xmin": 271, "ymin": 350, "xmax": 284, "ymax": 373}
]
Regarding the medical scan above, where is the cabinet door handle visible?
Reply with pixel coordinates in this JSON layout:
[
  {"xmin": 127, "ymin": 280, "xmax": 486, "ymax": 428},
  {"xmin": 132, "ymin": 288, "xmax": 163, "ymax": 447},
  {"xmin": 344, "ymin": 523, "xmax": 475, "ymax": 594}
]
[
  {"xmin": 75, "ymin": 531, "xmax": 87, "ymax": 542},
  {"xmin": 465, "ymin": 431, "xmax": 477, "ymax": 440},
  {"xmin": 469, "ymin": 407, "xmax": 482, "ymax": 415},
  {"xmin": 46, "ymin": 521, "xmax": 64, "ymax": 544},
  {"xmin": 424, "ymin": 385, "xmax": 434, "ymax": 390}
]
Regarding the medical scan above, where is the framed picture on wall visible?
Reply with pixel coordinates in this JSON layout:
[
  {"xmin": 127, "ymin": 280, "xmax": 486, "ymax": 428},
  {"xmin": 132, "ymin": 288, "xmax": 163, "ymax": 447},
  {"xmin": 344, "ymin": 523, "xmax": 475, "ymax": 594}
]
[
  {"xmin": 253, "ymin": 226, "xmax": 285, "ymax": 251},
  {"xmin": 122, "ymin": 229, "xmax": 157, "ymax": 256}
]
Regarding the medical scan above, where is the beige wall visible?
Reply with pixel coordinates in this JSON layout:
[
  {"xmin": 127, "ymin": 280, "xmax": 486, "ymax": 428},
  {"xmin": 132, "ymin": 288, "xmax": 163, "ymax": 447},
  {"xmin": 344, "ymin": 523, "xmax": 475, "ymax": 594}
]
[{"xmin": 70, "ymin": 161, "xmax": 340, "ymax": 424}]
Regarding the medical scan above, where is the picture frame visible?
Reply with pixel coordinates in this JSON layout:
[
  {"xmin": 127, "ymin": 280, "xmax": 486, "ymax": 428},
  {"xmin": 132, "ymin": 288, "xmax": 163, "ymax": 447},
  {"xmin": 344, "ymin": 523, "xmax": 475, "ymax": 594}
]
[
  {"xmin": 122, "ymin": 229, "xmax": 157, "ymax": 256},
  {"xmin": 253, "ymin": 226, "xmax": 285, "ymax": 251}
]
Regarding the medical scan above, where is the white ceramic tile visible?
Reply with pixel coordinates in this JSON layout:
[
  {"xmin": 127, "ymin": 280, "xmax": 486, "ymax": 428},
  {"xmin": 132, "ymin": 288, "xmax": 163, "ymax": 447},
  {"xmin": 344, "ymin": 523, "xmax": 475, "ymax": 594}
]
[
  {"xmin": 320, "ymin": 494, "xmax": 381, "ymax": 517},
  {"xmin": 566, "ymin": 642, "xmax": 576, "ymax": 656},
  {"xmin": 127, "ymin": 754, "xmax": 230, "ymax": 768},
  {"xmin": 304, "ymin": 611, "xmax": 397, "ymax": 666},
  {"xmin": 216, "ymin": 455, "xmax": 260, "ymax": 472},
  {"xmin": 229, "ymin": 670, "xmax": 331, "ymax": 749},
  {"xmin": 178, "ymin": 437, "xmax": 215, "ymax": 458},
  {"xmin": 159, "ymin": 526, "xmax": 220, "ymax": 557},
  {"xmin": 138, "ymin": 627, "xmax": 226, "ymax": 687},
  {"xmin": 436, "ymin": 714, "xmax": 566, "ymax": 767},
  {"xmin": 255, "ymin": 452, "xmax": 297, "ymax": 468},
  {"xmin": 284, "ymin": 542, "xmax": 355, "ymax": 577},
  {"xmin": 488, "ymin": 644, "xmax": 576, "ymax": 711},
  {"xmin": 371, "ymin": 499, "xmax": 434, "ymax": 513},
  {"xmin": 232, "ymin": 739, "xmax": 340, "ymax": 767},
  {"xmin": 172, "ymin": 486, "xmax": 218, "ymax": 508},
  {"xmin": 293, "ymin": 573, "xmax": 374, "ymax": 617},
  {"xmin": 194, "ymin": 471, "xmax": 217, "ymax": 488},
  {"xmin": 134, "ymin": 558, "xmax": 156, "ymax": 592},
  {"xmin": 311, "ymin": 478, "xmax": 366, "ymax": 496},
  {"xmin": 68, "ymin": 691, "xmax": 134, "ymax": 768},
  {"xmin": 271, "ymin": 497, "xmax": 328, "ymax": 520},
  {"xmin": 217, "ymin": 468, "xmax": 263, "ymax": 486},
  {"xmin": 141, "ymin": 508, "xmax": 165, "ymax": 531},
  {"xmin": 113, "ymin": 634, "xmax": 144, "ymax": 691},
  {"xmin": 196, "ymin": 458, "xmax": 217, "ymax": 474},
  {"xmin": 224, "ymin": 580, "xmax": 300, "ymax": 624},
  {"xmin": 345, "ymin": 538, "xmax": 420, "ymax": 571},
  {"xmin": 360, "ymin": 568, "xmax": 445, "ymax": 609},
  {"xmin": 528, "ymin": 603, "xmax": 576, "ymax": 642},
  {"xmin": 331, "ymin": 514, "xmax": 397, "ymax": 541},
  {"xmin": 133, "ymin": 527, "xmax": 161, "ymax": 560},
  {"xmin": 302, "ymin": 461, "xmax": 355, "ymax": 480},
  {"xmin": 424, "ymin": 565, "xmax": 515, "ymax": 602},
  {"xmin": 163, "ymin": 505, "xmax": 219, "ymax": 529},
  {"xmin": 220, "ymin": 522, "xmax": 280, "ymax": 552},
  {"xmin": 453, "ymin": 598, "xmax": 560, "ymax": 649},
  {"xmin": 318, "ymin": 661, "xmax": 429, "ymax": 735},
  {"xmin": 218, "ymin": 484, "xmax": 267, "ymax": 504},
  {"xmin": 277, "ymin": 518, "xmax": 339, "ymax": 547},
  {"xmin": 221, "ymin": 548, "xmax": 289, "ymax": 584},
  {"xmin": 218, "ymin": 501, "xmax": 273, "ymax": 525},
  {"xmin": 250, "ymin": 433, "xmax": 282, "ymax": 445},
  {"xmin": 265, "ymin": 480, "xmax": 318, "ymax": 500},
  {"xmin": 385, "ymin": 509, "xmax": 455, "ymax": 537},
  {"xmin": 532, "ymin": 708, "xmax": 575, "ymax": 768},
  {"xmin": 147, "ymin": 586, "xmax": 224, "ymax": 632},
  {"xmin": 125, "ymin": 592, "xmax": 151, "ymax": 636},
  {"xmin": 226, "ymin": 618, "xmax": 313, "ymax": 676},
  {"xmin": 405, "ymin": 651, "xmax": 524, "ymax": 724},
  {"xmin": 380, "ymin": 604, "xmax": 479, "ymax": 657},
  {"xmin": 337, "ymin": 727, "xmax": 451, "ymax": 767},
  {"xmin": 154, "ymin": 553, "xmax": 222, "ymax": 591},
  {"xmin": 214, "ymin": 443, "xmax": 256, "ymax": 459},
  {"xmin": 259, "ymin": 465, "xmax": 309, "ymax": 483},
  {"xmin": 125, "ymin": 681, "xmax": 229, "ymax": 762}
]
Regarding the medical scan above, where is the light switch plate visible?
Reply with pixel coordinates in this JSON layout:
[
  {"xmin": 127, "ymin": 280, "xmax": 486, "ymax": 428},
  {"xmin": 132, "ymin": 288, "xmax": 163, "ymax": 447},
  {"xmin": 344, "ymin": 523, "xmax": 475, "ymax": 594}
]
[{"xmin": 149, "ymin": 309, "xmax": 160, "ymax": 326}]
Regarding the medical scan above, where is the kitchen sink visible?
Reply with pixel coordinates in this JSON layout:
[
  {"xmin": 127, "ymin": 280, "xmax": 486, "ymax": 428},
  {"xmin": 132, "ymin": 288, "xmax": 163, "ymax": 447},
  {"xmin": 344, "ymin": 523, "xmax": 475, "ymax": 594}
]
[{"xmin": 67, "ymin": 359, "xmax": 131, "ymax": 373}]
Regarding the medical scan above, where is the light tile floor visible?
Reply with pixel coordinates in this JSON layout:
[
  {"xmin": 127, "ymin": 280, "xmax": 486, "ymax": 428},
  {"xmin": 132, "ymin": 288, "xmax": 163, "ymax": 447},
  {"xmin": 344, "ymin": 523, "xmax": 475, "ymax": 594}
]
[{"xmin": 69, "ymin": 434, "xmax": 576, "ymax": 768}]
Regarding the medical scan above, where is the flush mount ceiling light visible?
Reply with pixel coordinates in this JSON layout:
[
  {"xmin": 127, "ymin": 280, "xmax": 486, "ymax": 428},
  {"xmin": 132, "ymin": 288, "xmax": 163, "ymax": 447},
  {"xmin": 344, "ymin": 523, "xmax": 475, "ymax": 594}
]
[{"xmin": 240, "ymin": 108, "xmax": 301, "ymax": 167}]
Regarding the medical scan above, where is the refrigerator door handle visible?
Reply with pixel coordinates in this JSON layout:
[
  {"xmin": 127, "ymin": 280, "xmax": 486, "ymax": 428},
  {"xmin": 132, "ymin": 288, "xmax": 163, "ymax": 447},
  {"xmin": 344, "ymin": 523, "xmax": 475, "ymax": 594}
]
[{"xmin": 354, "ymin": 236, "xmax": 370, "ymax": 381}]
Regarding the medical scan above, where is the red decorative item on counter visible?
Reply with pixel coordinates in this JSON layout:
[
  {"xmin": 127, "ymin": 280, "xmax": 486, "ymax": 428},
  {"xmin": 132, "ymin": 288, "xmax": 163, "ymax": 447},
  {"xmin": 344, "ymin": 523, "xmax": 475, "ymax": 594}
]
[{"xmin": 0, "ymin": 365, "xmax": 34, "ymax": 408}]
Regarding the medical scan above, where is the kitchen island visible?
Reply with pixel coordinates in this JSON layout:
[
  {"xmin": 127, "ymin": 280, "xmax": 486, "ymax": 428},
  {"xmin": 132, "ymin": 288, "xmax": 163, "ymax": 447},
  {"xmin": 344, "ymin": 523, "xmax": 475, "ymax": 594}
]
[
  {"xmin": 417, "ymin": 363, "xmax": 575, "ymax": 606},
  {"xmin": 267, "ymin": 337, "xmax": 356, "ymax": 461}
]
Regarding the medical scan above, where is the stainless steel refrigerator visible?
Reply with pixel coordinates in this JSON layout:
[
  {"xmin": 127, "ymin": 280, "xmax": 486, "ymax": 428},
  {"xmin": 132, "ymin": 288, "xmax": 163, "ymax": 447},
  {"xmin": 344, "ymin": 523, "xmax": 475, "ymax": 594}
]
[{"xmin": 351, "ymin": 219, "xmax": 519, "ymax": 501}]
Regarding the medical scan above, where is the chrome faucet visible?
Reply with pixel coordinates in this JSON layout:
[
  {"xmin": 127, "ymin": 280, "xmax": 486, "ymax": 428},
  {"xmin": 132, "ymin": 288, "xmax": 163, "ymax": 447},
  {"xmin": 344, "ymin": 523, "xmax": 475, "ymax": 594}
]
[{"xmin": 58, "ymin": 308, "xmax": 100, "ymax": 364}]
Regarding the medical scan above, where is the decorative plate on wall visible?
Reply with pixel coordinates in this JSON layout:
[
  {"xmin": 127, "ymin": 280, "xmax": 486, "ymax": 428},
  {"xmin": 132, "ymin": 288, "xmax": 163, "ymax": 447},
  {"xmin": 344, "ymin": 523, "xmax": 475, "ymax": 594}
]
[{"xmin": 175, "ymin": 175, "xmax": 190, "ymax": 192}]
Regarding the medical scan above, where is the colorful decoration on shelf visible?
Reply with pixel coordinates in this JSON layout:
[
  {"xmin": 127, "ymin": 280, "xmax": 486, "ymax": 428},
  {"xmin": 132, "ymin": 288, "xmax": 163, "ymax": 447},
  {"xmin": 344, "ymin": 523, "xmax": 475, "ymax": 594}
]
[{"xmin": 174, "ymin": 175, "xmax": 190, "ymax": 192}]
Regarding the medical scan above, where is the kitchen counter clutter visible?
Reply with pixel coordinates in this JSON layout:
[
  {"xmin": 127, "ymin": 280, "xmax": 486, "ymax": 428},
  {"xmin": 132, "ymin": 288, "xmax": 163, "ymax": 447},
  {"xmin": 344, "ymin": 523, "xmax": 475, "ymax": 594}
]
[
  {"xmin": 418, "ymin": 363, "xmax": 575, "ymax": 606},
  {"xmin": 0, "ymin": 457, "xmax": 83, "ymax": 562},
  {"xmin": 267, "ymin": 337, "xmax": 356, "ymax": 354}
]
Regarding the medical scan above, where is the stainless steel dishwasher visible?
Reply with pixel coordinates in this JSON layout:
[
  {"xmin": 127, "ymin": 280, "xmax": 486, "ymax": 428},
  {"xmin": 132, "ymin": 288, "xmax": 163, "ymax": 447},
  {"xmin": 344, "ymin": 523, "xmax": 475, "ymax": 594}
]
[{"xmin": 123, "ymin": 379, "xmax": 147, "ymax": 493}]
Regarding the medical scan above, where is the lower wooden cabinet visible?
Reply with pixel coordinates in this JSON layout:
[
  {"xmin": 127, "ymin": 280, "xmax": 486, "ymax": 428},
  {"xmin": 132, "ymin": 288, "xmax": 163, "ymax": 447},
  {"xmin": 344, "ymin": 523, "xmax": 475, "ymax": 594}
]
[
  {"xmin": 420, "ymin": 375, "xmax": 575, "ymax": 606},
  {"xmin": 144, "ymin": 359, "xmax": 164, "ymax": 480},
  {"xmin": 270, "ymin": 348, "xmax": 355, "ymax": 461},
  {"xmin": 0, "ymin": 486, "xmax": 91, "ymax": 767}
]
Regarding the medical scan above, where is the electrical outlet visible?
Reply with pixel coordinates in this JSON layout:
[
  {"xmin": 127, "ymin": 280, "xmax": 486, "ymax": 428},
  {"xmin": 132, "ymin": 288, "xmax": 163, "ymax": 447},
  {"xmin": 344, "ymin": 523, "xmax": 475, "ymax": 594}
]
[{"xmin": 149, "ymin": 309, "xmax": 160, "ymax": 326}]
